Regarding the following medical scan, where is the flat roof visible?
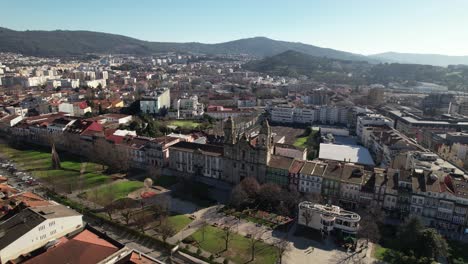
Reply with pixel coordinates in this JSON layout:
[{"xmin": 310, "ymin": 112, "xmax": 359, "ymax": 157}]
[{"xmin": 319, "ymin": 143, "xmax": 375, "ymax": 166}]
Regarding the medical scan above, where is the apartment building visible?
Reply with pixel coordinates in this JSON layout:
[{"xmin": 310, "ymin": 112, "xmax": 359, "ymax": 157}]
[
  {"xmin": 140, "ymin": 88, "xmax": 171, "ymax": 114},
  {"xmin": 270, "ymin": 105, "xmax": 349, "ymax": 126}
]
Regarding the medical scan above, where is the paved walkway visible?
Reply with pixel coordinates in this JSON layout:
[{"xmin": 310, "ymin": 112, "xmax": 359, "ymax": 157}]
[{"xmin": 166, "ymin": 205, "xmax": 377, "ymax": 264}]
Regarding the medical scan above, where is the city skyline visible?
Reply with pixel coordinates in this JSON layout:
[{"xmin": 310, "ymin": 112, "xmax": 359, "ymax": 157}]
[{"xmin": 2, "ymin": 0, "xmax": 468, "ymax": 56}]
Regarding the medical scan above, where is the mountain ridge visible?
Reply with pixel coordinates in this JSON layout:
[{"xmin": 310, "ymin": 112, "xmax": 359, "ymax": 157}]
[
  {"xmin": 0, "ymin": 27, "xmax": 371, "ymax": 61},
  {"xmin": 369, "ymin": 52, "xmax": 468, "ymax": 67}
]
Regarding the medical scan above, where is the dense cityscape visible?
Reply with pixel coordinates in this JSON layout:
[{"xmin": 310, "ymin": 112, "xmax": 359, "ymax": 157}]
[{"xmin": 1, "ymin": 2, "xmax": 468, "ymax": 264}]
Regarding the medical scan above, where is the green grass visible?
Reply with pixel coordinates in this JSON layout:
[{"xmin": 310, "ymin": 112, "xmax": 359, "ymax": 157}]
[
  {"xmin": 373, "ymin": 244, "xmax": 388, "ymax": 260},
  {"xmin": 86, "ymin": 180, "xmax": 144, "ymax": 205},
  {"xmin": 169, "ymin": 120, "xmax": 201, "ymax": 129},
  {"xmin": 166, "ymin": 215, "xmax": 192, "ymax": 233},
  {"xmin": 0, "ymin": 144, "xmax": 112, "ymax": 191},
  {"xmin": 293, "ymin": 136, "xmax": 308, "ymax": 148},
  {"xmin": 191, "ymin": 226, "xmax": 278, "ymax": 264}
]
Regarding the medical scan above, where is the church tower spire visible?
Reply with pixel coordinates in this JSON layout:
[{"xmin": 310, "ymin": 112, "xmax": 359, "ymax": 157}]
[{"xmin": 224, "ymin": 116, "xmax": 236, "ymax": 144}]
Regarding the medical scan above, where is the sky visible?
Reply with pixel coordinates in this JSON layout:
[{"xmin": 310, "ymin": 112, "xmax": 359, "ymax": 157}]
[{"xmin": 2, "ymin": 0, "xmax": 468, "ymax": 56}]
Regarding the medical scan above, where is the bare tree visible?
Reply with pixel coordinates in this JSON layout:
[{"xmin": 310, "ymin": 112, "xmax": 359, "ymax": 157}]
[
  {"xmin": 101, "ymin": 185, "xmax": 117, "ymax": 220},
  {"xmin": 276, "ymin": 237, "xmax": 292, "ymax": 264},
  {"xmin": 220, "ymin": 223, "xmax": 236, "ymax": 252},
  {"xmin": 257, "ymin": 183, "xmax": 281, "ymax": 211},
  {"xmin": 230, "ymin": 184, "xmax": 248, "ymax": 209},
  {"xmin": 301, "ymin": 209, "xmax": 313, "ymax": 227},
  {"xmin": 357, "ymin": 204, "xmax": 383, "ymax": 246},
  {"xmin": 248, "ymin": 229, "xmax": 267, "ymax": 261},
  {"xmin": 240, "ymin": 177, "xmax": 260, "ymax": 198},
  {"xmin": 303, "ymin": 192, "xmax": 323, "ymax": 204},
  {"xmin": 200, "ymin": 221, "xmax": 208, "ymax": 242},
  {"xmin": 132, "ymin": 210, "xmax": 154, "ymax": 232},
  {"xmin": 78, "ymin": 162, "xmax": 87, "ymax": 192},
  {"xmin": 113, "ymin": 198, "xmax": 139, "ymax": 225},
  {"xmin": 358, "ymin": 214, "xmax": 380, "ymax": 246},
  {"xmin": 158, "ymin": 219, "xmax": 176, "ymax": 242}
]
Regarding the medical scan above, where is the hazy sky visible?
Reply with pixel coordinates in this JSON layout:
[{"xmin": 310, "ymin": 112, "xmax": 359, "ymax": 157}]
[{"xmin": 2, "ymin": 0, "xmax": 468, "ymax": 56}]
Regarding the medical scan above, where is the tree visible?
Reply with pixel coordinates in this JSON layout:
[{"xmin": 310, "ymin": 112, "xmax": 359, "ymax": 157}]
[
  {"xmin": 395, "ymin": 217, "xmax": 448, "ymax": 260},
  {"xmin": 101, "ymin": 185, "xmax": 117, "ymax": 220},
  {"xmin": 303, "ymin": 192, "xmax": 322, "ymax": 204},
  {"xmin": 158, "ymin": 219, "xmax": 176, "ymax": 242},
  {"xmin": 257, "ymin": 183, "xmax": 281, "ymax": 211},
  {"xmin": 358, "ymin": 213, "xmax": 380, "ymax": 245},
  {"xmin": 220, "ymin": 223, "xmax": 235, "ymax": 252},
  {"xmin": 357, "ymin": 205, "xmax": 383, "ymax": 245},
  {"xmin": 240, "ymin": 177, "xmax": 260, "ymax": 199},
  {"xmin": 248, "ymin": 230, "xmax": 267, "ymax": 261},
  {"xmin": 278, "ymin": 189, "xmax": 300, "ymax": 216},
  {"xmin": 151, "ymin": 203, "xmax": 169, "ymax": 225},
  {"xmin": 200, "ymin": 221, "xmax": 208, "ymax": 242},
  {"xmin": 113, "ymin": 198, "xmax": 139, "ymax": 225},
  {"xmin": 230, "ymin": 184, "xmax": 248, "ymax": 209},
  {"xmin": 276, "ymin": 237, "xmax": 292, "ymax": 264},
  {"xmin": 419, "ymin": 228, "xmax": 448, "ymax": 260},
  {"xmin": 132, "ymin": 210, "xmax": 154, "ymax": 232},
  {"xmin": 51, "ymin": 143, "xmax": 61, "ymax": 169},
  {"xmin": 301, "ymin": 209, "xmax": 313, "ymax": 227},
  {"xmin": 77, "ymin": 162, "xmax": 87, "ymax": 193}
]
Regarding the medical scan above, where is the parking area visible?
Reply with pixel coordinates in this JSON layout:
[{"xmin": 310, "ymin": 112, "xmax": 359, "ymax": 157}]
[{"xmin": 0, "ymin": 159, "xmax": 42, "ymax": 193}]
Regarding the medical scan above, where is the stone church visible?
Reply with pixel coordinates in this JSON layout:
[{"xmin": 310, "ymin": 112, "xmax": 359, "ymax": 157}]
[{"xmin": 168, "ymin": 116, "xmax": 275, "ymax": 185}]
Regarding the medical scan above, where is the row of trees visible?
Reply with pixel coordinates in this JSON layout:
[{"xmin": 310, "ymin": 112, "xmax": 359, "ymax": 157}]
[
  {"xmin": 230, "ymin": 177, "xmax": 316, "ymax": 217},
  {"xmin": 383, "ymin": 217, "xmax": 449, "ymax": 263},
  {"xmin": 189, "ymin": 221, "xmax": 291, "ymax": 263},
  {"xmin": 99, "ymin": 187, "xmax": 177, "ymax": 242}
]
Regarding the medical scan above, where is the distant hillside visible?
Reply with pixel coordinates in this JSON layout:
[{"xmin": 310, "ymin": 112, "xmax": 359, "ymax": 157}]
[
  {"xmin": 0, "ymin": 27, "xmax": 371, "ymax": 61},
  {"xmin": 369, "ymin": 52, "xmax": 468, "ymax": 67},
  {"xmin": 245, "ymin": 50, "xmax": 468, "ymax": 89},
  {"xmin": 244, "ymin": 50, "xmax": 372, "ymax": 84},
  {"xmin": 0, "ymin": 27, "xmax": 155, "ymax": 56}
]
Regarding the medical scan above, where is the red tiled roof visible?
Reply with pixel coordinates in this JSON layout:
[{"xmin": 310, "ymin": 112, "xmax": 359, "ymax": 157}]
[
  {"xmin": 129, "ymin": 252, "xmax": 158, "ymax": 264},
  {"xmin": 24, "ymin": 229, "xmax": 120, "ymax": 264},
  {"xmin": 289, "ymin": 160, "xmax": 305, "ymax": 174}
]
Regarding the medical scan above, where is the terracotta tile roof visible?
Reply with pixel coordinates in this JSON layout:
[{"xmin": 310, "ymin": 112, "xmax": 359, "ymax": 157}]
[
  {"xmin": 129, "ymin": 252, "xmax": 160, "ymax": 263},
  {"xmin": 12, "ymin": 192, "xmax": 52, "ymax": 207},
  {"xmin": 289, "ymin": 160, "xmax": 305, "ymax": 174},
  {"xmin": 269, "ymin": 155, "xmax": 294, "ymax": 170},
  {"xmin": 24, "ymin": 229, "xmax": 120, "ymax": 264}
]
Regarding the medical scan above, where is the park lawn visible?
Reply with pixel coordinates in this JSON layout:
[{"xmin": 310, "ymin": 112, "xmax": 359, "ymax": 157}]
[
  {"xmin": 169, "ymin": 120, "xmax": 201, "ymax": 129},
  {"xmin": 166, "ymin": 215, "xmax": 192, "ymax": 233},
  {"xmin": 0, "ymin": 144, "xmax": 111, "ymax": 191},
  {"xmin": 192, "ymin": 226, "xmax": 278, "ymax": 264},
  {"xmin": 87, "ymin": 180, "xmax": 144, "ymax": 204}
]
